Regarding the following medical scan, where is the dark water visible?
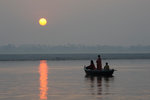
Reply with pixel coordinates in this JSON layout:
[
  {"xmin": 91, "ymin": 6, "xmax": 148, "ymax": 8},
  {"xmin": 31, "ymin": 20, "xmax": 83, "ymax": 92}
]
[{"xmin": 0, "ymin": 59, "xmax": 150, "ymax": 100}]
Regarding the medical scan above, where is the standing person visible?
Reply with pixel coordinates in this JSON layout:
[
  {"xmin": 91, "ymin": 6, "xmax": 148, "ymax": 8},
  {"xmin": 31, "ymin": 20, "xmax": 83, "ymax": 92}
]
[
  {"xmin": 86, "ymin": 60, "xmax": 96, "ymax": 70},
  {"xmin": 96, "ymin": 55, "xmax": 102, "ymax": 70}
]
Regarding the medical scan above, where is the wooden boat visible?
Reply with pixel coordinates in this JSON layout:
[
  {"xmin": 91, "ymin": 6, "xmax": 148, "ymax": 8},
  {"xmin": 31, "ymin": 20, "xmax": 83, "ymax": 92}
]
[{"xmin": 84, "ymin": 66, "xmax": 115, "ymax": 76}]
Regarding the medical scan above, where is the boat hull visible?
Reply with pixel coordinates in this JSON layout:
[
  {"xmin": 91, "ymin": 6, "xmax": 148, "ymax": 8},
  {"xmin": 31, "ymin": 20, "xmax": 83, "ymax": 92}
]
[{"xmin": 84, "ymin": 67, "xmax": 114, "ymax": 76}]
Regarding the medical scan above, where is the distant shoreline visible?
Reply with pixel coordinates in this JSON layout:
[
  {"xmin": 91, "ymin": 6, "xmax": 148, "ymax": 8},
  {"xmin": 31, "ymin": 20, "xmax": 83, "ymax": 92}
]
[
  {"xmin": 0, "ymin": 44, "xmax": 150, "ymax": 54},
  {"xmin": 0, "ymin": 53, "xmax": 150, "ymax": 61}
]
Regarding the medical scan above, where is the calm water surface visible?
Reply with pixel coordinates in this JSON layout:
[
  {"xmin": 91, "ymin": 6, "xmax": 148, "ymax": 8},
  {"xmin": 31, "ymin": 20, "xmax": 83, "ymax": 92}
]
[{"xmin": 0, "ymin": 59, "xmax": 150, "ymax": 100}]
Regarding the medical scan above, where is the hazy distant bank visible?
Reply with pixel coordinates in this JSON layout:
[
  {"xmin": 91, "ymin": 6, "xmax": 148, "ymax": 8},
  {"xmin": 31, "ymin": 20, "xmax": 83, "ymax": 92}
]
[
  {"xmin": 0, "ymin": 44, "xmax": 150, "ymax": 54},
  {"xmin": 0, "ymin": 53, "xmax": 150, "ymax": 61},
  {"xmin": 0, "ymin": 44, "xmax": 150, "ymax": 61}
]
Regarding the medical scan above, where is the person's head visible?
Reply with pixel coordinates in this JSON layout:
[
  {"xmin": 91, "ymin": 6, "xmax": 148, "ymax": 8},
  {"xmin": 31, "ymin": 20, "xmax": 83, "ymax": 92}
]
[
  {"xmin": 91, "ymin": 60, "xmax": 94, "ymax": 64},
  {"xmin": 106, "ymin": 62, "xmax": 108, "ymax": 65},
  {"xmin": 98, "ymin": 55, "xmax": 101, "ymax": 58}
]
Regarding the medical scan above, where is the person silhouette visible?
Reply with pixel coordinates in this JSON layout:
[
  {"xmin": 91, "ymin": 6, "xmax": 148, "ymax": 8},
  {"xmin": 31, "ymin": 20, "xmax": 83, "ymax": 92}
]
[
  {"xmin": 104, "ymin": 62, "xmax": 110, "ymax": 70},
  {"xmin": 86, "ymin": 60, "xmax": 96, "ymax": 70},
  {"xmin": 96, "ymin": 55, "xmax": 102, "ymax": 70}
]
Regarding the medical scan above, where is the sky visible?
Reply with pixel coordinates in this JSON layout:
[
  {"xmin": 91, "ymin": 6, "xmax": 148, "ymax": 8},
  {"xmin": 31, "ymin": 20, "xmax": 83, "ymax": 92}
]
[{"xmin": 0, "ymin": 0, "xmax": 150, "ymax": 46}]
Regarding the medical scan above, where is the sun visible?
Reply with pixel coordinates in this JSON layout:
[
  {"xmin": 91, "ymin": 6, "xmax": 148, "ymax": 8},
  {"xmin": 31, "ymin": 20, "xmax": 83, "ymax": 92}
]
[{"xmin": 39, "ymin": 18, "xmax": 47, "ymax": 26}]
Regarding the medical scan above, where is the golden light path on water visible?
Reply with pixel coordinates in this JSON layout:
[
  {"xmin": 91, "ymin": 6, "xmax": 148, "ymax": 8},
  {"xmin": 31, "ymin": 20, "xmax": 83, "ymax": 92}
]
[{"xmin": 39, "ymin": 60, "xmax": 48, "ymax": 100}]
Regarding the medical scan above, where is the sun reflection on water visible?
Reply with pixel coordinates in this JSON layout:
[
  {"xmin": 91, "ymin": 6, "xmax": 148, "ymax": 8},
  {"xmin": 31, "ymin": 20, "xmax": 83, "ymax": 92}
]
[{"xmin": 39, "ymin": 60, "xmax": 48, "ymax": 100}]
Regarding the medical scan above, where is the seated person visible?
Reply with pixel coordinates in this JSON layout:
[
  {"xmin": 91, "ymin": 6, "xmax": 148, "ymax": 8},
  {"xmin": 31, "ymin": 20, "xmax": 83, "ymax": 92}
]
[
  {"xmin": 86, "ymin": 60, "xmax": 96, "ymax": 70},
  {"xmin": 104, "ymin": 62, "xmax": 109, "ymax": 70}
]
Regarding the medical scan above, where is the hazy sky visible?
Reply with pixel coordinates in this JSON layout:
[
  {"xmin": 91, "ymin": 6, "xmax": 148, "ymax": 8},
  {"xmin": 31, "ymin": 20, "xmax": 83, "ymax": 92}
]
[{"xmin": 0, "ymin": 0, "xmax": 150, "ymax": 46}]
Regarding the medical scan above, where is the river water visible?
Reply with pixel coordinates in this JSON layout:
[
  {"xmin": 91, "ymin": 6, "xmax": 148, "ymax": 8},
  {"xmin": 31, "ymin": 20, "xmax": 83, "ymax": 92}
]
[{"xmin": 0, "ymin": 59, "xmax": 150, "ymax": 100}]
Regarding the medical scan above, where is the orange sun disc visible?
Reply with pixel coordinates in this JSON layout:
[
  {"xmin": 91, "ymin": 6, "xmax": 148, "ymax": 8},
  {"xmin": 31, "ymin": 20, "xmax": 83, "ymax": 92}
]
[{"xmin": 39, "ymin": 18, "xmax": 47, "ymax": 26}]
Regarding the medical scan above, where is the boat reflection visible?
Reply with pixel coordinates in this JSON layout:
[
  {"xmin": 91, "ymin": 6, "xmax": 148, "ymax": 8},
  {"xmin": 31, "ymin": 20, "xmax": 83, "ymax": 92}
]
[
  {"xmin": 39, "ymin": 60, "xmax": 48, "ymax": 100},
  {"xmin": 85, "ymin": 75, "xmax": 114, "ymax": 96}
]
